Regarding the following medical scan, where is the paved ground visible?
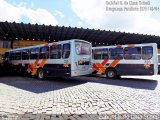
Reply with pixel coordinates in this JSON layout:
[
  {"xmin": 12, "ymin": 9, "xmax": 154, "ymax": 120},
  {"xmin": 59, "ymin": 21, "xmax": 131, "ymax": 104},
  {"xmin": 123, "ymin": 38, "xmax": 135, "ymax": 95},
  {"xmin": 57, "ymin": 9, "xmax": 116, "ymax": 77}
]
[{"xmin": 0, "ymin": 75, "xmax": 160, "ymax": 120}]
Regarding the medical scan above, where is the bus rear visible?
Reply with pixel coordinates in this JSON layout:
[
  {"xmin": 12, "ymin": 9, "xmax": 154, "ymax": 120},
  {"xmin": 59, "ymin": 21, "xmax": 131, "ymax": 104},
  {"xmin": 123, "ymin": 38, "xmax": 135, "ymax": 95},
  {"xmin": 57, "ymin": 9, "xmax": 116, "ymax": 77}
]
[{"xmin": 71, "ymin": 40, "xmax": 92, "ymax": 76}]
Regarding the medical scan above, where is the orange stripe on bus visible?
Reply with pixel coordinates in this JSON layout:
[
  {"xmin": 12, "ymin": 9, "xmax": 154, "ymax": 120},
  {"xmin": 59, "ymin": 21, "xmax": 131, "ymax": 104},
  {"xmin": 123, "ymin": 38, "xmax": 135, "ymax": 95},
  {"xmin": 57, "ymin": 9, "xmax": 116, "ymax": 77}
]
[
  {"xmin": 101, "ymin": 59, "xmax": 109, "ymax": 66},
  {"xmin": 44, "ymin": 43, "xmax": 48, "ymax": 47},
  {"xmin": 116, "ymin": 45, "xmax": 122, "ymax": 48},
  {"xmin": 128, "ymin": 44, "xmax": 135, "ymax": 48},
  {"xmin": 92, "ymin": 63, "xmax": 99, "ymax": 71},
  {"xmin": 109, "ymin": 59, "xmax": 120, "ymax": 68},
  {"xmin": 97, "ymin": 70, "xmax": 103, "ymax": 75},
  {"xmin": 34, "ymin": 58, "xmax": 39, "ymax": 65},
  {"xmin": 92, "ymin": 59, "xmax": 109, "ymax": 73},
  {"xmin": 39, "ymin": 59, "xmax": 47, "ymax": 68},
  {"xmin": 27, "ymin": 58, "xmax": 39, "ymax": 75},
  {"xmin": 95, "ymin": 63, "xmax": 106, "ymax": 73}
]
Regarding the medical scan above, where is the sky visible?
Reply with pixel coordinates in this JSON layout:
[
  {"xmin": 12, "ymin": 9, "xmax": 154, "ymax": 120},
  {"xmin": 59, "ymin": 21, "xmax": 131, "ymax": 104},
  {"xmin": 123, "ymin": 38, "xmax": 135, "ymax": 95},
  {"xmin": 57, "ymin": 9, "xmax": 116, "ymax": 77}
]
[{"xmin": 0, "ymin": 0, "xmax": 160, "ymax": 35}]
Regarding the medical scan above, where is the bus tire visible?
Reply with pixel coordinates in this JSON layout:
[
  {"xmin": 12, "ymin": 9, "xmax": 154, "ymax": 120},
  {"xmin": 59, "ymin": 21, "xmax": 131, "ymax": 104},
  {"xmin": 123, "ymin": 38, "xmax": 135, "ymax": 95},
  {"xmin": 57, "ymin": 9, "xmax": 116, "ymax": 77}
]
[
  {"xmin": 105, "ymin": 68, "xmax": 117, "ymax": 79},
  {"xmin": 37, "ymin": 68, "xmax": 45, "ymax": 80}
]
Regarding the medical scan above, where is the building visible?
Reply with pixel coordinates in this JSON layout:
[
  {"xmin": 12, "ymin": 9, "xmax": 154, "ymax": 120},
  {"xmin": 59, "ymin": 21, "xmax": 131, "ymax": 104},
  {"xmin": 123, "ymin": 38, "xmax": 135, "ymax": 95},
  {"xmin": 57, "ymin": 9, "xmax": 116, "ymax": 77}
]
[{"xmin": 0, "ymin": 21, "xmax": 160, "ymax": 56}]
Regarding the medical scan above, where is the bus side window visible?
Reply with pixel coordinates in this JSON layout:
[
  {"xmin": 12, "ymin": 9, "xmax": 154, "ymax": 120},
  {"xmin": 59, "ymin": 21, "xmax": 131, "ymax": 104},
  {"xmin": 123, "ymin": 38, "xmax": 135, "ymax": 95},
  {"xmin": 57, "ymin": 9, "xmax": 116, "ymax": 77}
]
[
  {"xmin": 57, "ymin": 45, "xmax": 62, "ymax": 59},
  {"xmin": 94, "ymin": 49, "xmax": 102, "ymax": 60},
  {"xmin": 92, "ymin": 49, "xmax": 94, "ymax": 59},
  {"xmin": 142, "ymin": 46, "xmax": 153, "ymax": 60},
  {"xmin": 50, "ymin": 44, "xmax": 62, "ymax": 59},
  {"xmin": 22, "ymin": 49, "xmax": 29, "ymax": 60},
  {"xmin": 124, "ymin": 47, "xmax": 141, "ymax": 60},
  {"xmin": 102, "ymin": 48, "xmax": 108, "ymax": 59},
  {"xmin": 15, "ymin": 51, "xmax": 21, "ymax": 60},
  {"xmin": 158, "ymin": 55, "xmax": 160, "ymax": 63},
  {"xmin": 9, "ymin": 52, "xmax": 13, "ymax": 60},
  {"xmin": 30, "ymin": 48, "xmax": 39, "ymax": 59},
  {"xmin": 62, "ymin": 43, "xmax": 70, "ymax": 59},
  {"xmin": 11, "ymin": 51, "xmax": 16, "ymax": 60},
  {"xmin": 40, "ymin": 47, "xmax": 49, "ymax": 59},
  {"xmin": 109, "ymin": 48, "xmax": 123, "ymax": 59}
]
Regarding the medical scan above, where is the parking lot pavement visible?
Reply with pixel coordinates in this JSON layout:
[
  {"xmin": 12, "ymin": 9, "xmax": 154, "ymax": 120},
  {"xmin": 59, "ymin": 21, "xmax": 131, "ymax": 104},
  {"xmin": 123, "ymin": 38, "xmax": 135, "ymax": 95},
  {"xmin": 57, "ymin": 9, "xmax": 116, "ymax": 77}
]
[{"xmin": 0, "ymin": 76, "xmax": 160, "ymax": 120}]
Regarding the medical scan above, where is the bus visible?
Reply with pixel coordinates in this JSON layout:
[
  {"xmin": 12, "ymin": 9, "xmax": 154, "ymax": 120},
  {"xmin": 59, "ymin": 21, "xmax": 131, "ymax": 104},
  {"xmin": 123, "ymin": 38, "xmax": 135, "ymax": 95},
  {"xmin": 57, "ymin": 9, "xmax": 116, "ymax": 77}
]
[
  {"xmin": 158, "ymin": 54, "xmax": 160, "ymax": 74},
  {"xmin": 0, "ymin": 55, "xmax": 3, "ymax": 64},
  {"xmin": 0, "ymin": 55, "xmax": 4, "ymax": 75},
  {"xmin": 4, "ymin": 39, "xmax": 92, "ymax": 79},
  {"xmin": 92, "ymin": 43, "xmax": 158, "ymax": 78}
]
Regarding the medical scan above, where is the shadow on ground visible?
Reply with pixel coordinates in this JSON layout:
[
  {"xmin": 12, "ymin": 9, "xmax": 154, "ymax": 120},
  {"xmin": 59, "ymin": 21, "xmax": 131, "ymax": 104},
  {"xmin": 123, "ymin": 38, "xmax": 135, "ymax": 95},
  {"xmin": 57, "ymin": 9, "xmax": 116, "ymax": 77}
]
[
  {"xmin": 0, "ymin": 75, "xmax": 158, "ymax": 93},
  {"xmin": 78, "ymin": 75, "xmax": 158, "ymax": 90},
  {"xmin": 0, "ymin": 76, "xmax": 87, "ymax": 93}
]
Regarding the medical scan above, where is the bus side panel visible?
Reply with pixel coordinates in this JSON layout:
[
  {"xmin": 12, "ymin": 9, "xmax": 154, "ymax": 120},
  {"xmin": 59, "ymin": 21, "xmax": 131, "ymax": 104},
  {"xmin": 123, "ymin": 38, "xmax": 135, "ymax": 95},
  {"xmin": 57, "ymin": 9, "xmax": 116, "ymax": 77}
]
[
  {"xmin": 153, "ymin": 44, "xmax": 158, "ymax": 75},
  {"xmin": 70, "ymin": 41, "xmax": 75, "ymax": 76},
  {"xmin": 115, "ymin": 64, "xmax": 154, "ymax": 75},
  {"xmin": 43, "ymin": 64, "xmax": 71, "ymax": 77}
]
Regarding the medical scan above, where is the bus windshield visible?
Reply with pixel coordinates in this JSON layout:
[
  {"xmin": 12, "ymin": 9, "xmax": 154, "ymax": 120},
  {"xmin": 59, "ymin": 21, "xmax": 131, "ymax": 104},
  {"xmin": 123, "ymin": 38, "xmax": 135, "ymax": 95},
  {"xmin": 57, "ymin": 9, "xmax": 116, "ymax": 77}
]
[{"xmin": 75, "ymin": 42, "xmax": 91, "ymax": 55}]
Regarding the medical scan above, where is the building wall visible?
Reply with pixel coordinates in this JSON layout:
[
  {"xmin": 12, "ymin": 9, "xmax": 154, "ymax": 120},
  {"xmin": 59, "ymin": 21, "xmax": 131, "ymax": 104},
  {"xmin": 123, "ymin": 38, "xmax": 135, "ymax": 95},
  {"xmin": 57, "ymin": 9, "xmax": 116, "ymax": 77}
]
[
  {"xmin": 0, "ymin": 40, "xmax": 47, "ymax": 55},
  {"xmin": 13, "ymin": 40, "xmax": 47, "ymax": 49},
  {"xmin": 0, "ymin": 48, "xmax": 11, "ymax": 55},
  {"xmin": 0, "ymin": 39, "xmax": 11, "ymax": 55}
]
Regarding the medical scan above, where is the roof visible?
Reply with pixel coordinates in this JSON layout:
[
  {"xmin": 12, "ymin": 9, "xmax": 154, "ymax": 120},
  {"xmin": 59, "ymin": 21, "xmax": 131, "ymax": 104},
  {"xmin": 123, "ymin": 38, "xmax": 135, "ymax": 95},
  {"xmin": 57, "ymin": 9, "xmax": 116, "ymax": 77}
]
[{"xmin": 0, "ymin": 21, "xmax": 160, "ymax": 47}]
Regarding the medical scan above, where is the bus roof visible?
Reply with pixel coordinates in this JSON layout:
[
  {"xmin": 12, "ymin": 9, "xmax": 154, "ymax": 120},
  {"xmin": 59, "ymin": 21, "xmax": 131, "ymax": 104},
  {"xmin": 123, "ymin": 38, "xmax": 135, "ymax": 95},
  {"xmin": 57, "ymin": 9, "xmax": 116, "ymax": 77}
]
[{"xmin": 92, "ymin": 43, "xmax": 157, "ymax": 49}]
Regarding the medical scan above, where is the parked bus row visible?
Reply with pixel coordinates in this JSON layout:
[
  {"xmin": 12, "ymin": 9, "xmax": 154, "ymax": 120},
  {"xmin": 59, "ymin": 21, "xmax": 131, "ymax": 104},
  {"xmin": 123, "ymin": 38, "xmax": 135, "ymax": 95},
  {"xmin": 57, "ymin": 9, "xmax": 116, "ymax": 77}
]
[{"xmin": 2, "ymin": 39, "xmax": 158, "ymax": 79}]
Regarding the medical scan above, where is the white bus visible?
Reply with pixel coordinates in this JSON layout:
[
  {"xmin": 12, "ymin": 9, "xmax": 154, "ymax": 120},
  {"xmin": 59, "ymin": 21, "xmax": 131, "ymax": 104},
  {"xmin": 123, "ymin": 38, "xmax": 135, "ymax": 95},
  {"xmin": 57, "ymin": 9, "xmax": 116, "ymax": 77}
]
[
  {"xmin": 158, "ymin": 54, "xmax": 160, "ymax": 74},
  {"xmin": 92, "ymin": 43, "xmax": 158, "ymax": 78},
  {"xmin": 4, "ymin": 39, "xmax": 92, "ymax": 79}
]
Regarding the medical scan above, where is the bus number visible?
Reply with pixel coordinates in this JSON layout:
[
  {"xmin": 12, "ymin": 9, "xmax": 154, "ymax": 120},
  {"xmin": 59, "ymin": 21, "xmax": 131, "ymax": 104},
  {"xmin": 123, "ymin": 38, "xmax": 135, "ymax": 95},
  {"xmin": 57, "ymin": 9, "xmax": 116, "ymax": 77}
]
[{"xmin": 144, "ymin": 60, "xmax": 151, "ymax": 64}]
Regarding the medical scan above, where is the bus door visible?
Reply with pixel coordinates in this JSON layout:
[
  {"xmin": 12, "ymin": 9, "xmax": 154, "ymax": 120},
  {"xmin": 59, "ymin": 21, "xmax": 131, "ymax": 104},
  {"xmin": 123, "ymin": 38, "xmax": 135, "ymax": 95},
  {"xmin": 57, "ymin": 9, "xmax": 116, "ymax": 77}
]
[{"xmin": 71, "ymin": 41, "xmax": 92, "ymax": 76}]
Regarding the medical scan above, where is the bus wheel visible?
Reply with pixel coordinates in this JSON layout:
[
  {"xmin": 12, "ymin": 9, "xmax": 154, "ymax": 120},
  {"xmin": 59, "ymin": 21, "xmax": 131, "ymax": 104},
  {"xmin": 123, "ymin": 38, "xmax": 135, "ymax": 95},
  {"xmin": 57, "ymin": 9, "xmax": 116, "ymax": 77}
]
[
  {"xmin": 37, "ymin": 69, "xmax": 45, "ymax": 80},
  {"xmin": 106, "ymin": 68, "xmax": 117, "ymax": 79}
]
